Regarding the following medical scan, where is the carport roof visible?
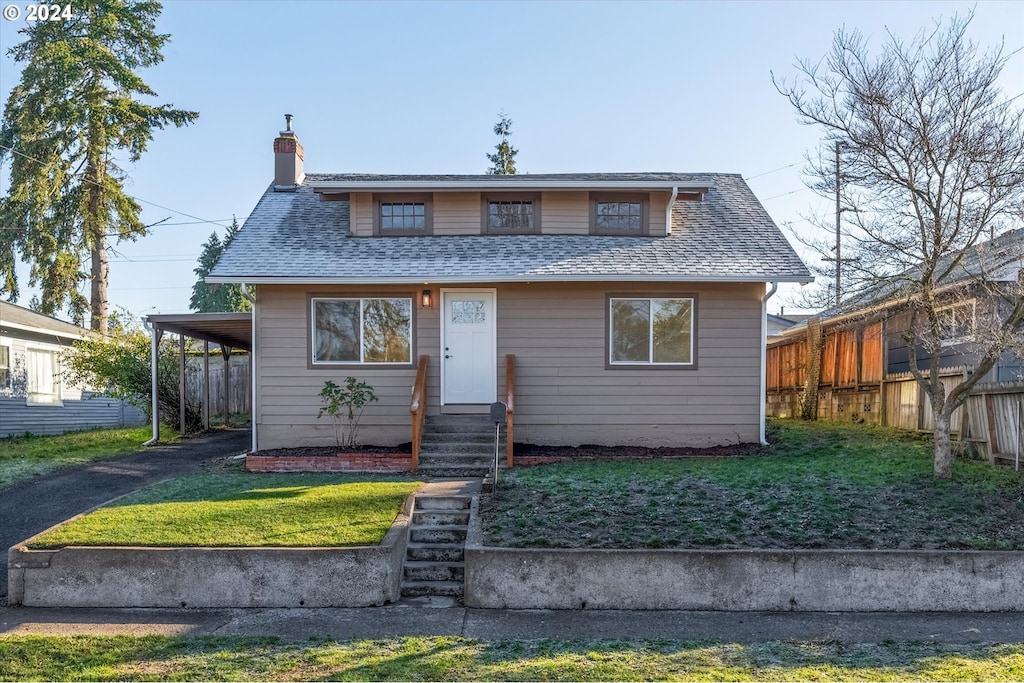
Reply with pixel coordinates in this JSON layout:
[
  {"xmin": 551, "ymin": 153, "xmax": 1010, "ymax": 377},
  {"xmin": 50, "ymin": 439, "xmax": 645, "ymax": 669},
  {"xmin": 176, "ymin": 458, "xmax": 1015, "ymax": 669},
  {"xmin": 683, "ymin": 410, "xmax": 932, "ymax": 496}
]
[{"xmin": 146, "ymin": 312, "xmax": 251, "ymax": 351}]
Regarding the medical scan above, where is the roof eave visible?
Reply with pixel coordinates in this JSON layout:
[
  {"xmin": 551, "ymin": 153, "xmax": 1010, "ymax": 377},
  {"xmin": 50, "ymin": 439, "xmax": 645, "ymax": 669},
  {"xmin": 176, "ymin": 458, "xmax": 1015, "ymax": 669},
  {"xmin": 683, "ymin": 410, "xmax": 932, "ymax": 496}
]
[
  {"xmin": 306, "ymin": 180, "xmax": 714, "ymax": 192},
  {"xmin": 207, "ymin": 274, "xmax": 813, "ymax": 285}
]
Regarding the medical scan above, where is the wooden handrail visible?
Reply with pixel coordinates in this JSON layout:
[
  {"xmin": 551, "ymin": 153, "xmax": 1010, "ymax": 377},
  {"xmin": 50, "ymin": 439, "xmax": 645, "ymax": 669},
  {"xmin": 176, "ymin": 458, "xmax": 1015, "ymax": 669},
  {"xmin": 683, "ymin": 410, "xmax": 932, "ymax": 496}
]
[
  {"xmin": 410, "ymin": 354, "xmax": 429, "ymax": 471},
  {"xmin": 505, "ymin": 354, "xmax": 515, "ymax": 468}
]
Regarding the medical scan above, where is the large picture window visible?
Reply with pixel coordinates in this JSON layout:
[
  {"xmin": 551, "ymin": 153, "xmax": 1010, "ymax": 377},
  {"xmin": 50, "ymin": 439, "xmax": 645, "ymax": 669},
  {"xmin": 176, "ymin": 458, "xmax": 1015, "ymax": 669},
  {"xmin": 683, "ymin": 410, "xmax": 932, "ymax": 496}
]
[
  {"xmin": 26, "ymin": 347, "xmax": 61, "ymax": 404},
  {"xmin": 609, "ymin": 297, "xmax": 694, "ymax": 365},
  {"xmin": 312, "ymin": 297, "xmax": 412, "ymax": 364}
]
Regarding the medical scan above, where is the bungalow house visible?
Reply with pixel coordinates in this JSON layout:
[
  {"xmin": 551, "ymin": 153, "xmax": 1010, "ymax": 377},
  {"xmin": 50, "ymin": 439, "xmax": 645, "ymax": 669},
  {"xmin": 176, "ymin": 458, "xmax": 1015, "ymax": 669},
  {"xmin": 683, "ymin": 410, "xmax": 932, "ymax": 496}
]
[
  {"xmin": 0, "ymin": 300, "xmax": 146, "ymax": 437},
  {"xmin": 208, "ymin": 119, "xmax": 811, "ymax": 455}
]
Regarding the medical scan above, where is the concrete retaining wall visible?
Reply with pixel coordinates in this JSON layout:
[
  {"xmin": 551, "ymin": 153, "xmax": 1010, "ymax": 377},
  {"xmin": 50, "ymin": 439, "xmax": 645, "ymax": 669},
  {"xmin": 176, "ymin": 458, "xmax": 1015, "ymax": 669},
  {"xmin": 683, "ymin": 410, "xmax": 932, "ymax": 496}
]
[
  {"xmin": 8, "ymin": 506, "xmax": 410, "ymax": 608},
  {"xmin": 464, "ymin": 499, "xmax": 1024, "ymax": 611}
]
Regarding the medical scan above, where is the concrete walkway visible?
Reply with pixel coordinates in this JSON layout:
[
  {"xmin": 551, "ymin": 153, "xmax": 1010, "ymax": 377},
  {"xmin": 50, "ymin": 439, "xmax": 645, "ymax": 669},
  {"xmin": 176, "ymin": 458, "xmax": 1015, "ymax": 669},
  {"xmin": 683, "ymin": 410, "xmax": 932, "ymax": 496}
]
[
  {"xmin": 2, "ymin": 604, "xmax": 1023, "ymax": 643},
  {"xmin": 1, "ymin": 428, "xmax": 250, "ymax": 601}
]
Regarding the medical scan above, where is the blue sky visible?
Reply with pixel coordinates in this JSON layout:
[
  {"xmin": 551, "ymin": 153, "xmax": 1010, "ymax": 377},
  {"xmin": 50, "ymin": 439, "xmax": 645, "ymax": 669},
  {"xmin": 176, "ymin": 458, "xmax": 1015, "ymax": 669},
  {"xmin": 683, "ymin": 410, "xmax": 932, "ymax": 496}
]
[{"xmin": 1, "ymin": 0, "xmax": 1022, "ymax": 321}]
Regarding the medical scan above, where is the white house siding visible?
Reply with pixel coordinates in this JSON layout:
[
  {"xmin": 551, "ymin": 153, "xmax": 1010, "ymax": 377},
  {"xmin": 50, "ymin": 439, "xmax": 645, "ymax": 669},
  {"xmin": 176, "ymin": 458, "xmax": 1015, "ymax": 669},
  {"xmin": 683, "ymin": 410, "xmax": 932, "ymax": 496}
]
[
  {"xmin": 256, "ymin": 281, "xmax": 762, "ymax": 450},
  {"xmin": 0, "ymin": 334, "xmax": 146, "ymax": 438}
]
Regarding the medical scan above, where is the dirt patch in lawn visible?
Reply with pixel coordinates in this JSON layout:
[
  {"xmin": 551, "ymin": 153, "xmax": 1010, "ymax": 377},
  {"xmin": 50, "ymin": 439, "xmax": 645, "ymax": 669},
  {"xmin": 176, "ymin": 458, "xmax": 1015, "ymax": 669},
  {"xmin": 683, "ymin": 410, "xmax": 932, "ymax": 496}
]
[
  {"xmin": 255, "ymin": 444, "xmax": 412, "ymax": 457},
  {"xmin": 515, "ymin": 441, "xmax": 767, "ymax": 459}
]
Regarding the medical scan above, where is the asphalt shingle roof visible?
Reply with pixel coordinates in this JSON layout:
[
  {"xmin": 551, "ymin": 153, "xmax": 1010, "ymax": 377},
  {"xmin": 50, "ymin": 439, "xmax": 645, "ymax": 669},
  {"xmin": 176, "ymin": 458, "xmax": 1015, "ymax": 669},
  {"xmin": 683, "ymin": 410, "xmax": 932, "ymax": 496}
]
[{"xmin": 211, "ymin": 172, "xmax": 811, "ymax": 283}]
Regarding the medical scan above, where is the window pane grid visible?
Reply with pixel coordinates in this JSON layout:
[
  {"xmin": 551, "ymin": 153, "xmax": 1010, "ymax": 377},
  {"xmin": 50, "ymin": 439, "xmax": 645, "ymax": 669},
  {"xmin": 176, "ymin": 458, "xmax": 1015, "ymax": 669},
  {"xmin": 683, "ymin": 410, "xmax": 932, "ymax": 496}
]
[
  {"xmin": 488, "ymin": 200, "xmax": 534, "ymax": 230},
  {"xmin": 380, "ymin": 203, "xmax": 426, "ymax": 230},
  {"xmin": 596, "ymin": 201, "xmax": 642, "ymax": 231}
]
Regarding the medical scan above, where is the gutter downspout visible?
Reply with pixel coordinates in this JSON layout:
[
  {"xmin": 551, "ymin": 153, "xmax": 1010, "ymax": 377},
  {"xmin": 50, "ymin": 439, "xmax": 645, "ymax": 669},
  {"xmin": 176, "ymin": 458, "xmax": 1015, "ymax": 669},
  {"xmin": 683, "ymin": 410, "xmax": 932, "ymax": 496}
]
[
  {"xmin": 142, "ymin": 319, "xmax": 159, "ymax": 446},
  {"xmin": 760, "ymin": 281, "xmax": 778, "ymax": 445},
  {"xmin": 665, "ymin": 186, "xmax": 678, "ymax": 235},
  {"xmin": 242, "ymin": 284, "xmax": 257, "ymax": 454}
]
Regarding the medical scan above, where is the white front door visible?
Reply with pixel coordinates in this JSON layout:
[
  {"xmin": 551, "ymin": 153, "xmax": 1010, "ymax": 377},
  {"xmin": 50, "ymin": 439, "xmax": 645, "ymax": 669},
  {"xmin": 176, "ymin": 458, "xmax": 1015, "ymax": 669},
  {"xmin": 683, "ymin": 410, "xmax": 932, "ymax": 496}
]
[{"xmin": 442, "ymin": 290, "xmax": 496, "ymax": 405}]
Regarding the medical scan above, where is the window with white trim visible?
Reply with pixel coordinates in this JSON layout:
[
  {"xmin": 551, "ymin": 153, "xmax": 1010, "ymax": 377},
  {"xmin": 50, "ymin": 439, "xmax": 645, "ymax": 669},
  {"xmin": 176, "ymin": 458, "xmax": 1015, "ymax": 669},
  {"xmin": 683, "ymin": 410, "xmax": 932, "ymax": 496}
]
[
  {"xmin": 26, "ymin": 347, "xmax": 61, "ymax": 404},
  {"xmin": 0, "ymin": 344, "xmax": 10, "ymax": 390},
  {"xmin": 610, "ymin": 297, "xmax": 694, "ymax": 365},
  {"xmin": 936, "ymin": 300, "xmax": 976, "ymax": 346},
  {"xmin": 312, "ymin": 297, "xmax": 412, "ymax": 364}
]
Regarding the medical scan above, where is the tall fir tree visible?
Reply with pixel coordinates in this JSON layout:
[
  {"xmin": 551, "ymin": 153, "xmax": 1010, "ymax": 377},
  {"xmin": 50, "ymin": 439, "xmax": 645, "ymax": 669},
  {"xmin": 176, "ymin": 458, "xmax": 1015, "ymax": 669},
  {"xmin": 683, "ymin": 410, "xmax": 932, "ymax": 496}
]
[
  {"xmin": 0, "ymin": 0, "xmax": 198, "ymax": 332},
  {"xmin": 486, "ymin": 113, "xmax": 518, "ymax": 175},
  {"xmin": 190, "ymin": 217, "xmax": 251, "ymax": 313}
]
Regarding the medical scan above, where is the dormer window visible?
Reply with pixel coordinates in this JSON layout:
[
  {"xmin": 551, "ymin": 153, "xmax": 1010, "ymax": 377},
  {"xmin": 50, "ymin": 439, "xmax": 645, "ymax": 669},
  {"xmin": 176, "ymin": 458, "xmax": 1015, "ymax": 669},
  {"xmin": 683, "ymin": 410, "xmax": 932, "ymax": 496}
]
[
  {"xmin": 483, "ymin": 193, "xmax": 540, "ymax": 233},
  {"xmin": 373, "ymin": 194, "xmax": 433, "ymax": 235},
  {"xmin": 591, "ymin": 193, "xmax": 649, "ymax": 235}
]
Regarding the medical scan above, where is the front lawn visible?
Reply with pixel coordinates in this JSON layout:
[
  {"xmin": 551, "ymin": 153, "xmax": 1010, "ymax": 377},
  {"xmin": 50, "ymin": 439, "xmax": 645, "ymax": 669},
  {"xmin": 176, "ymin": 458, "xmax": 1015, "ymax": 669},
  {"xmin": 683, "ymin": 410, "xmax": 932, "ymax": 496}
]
[
  {"xmin": 29, "ymin": 472, "xmax": 421, "ymax": 548},
  {"xmin": 1, "ymin": 635, "xmax": 1023, "ymax": 681},
  {"xmin": 482, "ymin": 420, "xmax": 1024, "ymax": 550},
  {"xmin": 0, "ymin": 426, "xmax": 176, "ymax": 489}
]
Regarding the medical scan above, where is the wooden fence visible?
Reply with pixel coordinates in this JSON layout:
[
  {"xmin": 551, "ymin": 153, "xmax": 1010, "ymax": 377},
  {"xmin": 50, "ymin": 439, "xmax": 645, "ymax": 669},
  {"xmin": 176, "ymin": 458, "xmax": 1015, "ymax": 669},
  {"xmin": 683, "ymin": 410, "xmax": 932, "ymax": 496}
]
[
  {"xmin": 184, "ymin": 352, "xmax": 250, "ymax": 419},
  {"xmin": 767, "ymin": 320, "xmax": 1024, "ymax": 467}
]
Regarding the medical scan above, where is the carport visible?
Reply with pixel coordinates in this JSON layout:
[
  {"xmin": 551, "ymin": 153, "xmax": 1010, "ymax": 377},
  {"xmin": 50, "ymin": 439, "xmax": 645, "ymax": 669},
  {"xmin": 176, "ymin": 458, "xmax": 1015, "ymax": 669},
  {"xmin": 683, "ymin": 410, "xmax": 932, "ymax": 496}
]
[{"xmin": 144, "ymin": 312, "xmax": 253, "ymax": 451}]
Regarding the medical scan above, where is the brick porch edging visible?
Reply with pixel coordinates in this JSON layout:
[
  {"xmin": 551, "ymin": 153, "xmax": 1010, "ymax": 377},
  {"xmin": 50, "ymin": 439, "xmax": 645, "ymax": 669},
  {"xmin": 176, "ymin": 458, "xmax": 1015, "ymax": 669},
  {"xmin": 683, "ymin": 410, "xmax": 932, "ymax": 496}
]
[{"xmin": 246, "ymin": 453, "xmax": 413, "ymax": 473}]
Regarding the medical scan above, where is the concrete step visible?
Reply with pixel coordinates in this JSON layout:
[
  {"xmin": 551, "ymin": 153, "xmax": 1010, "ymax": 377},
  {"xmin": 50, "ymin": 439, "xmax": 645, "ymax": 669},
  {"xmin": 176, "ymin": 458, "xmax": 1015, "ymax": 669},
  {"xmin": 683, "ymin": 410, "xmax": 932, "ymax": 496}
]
[
  {"xmin": 416, "ymin": 464, "xmax": 496, "ymax": 478},
  {"xmin": 412, "ymin": 510, "xmax": 470, "ymax": 526},
  {"xmin": 405, "ymin": 542, "xmax": 465, "ymax": 562},
  {"xmin": 417, "ymin": 450, "xmax": 493, "ymax": 462},
  {"xmin": 422, "ymin": 432, "xmax": 499, "ymax": 445},
  {"xmin": 409, "ymin": 525, "xmax": 467, "ymax": 544},
  {"xmin": 400, "ymin": 580, "xmax": 464, "ymax": 598},
  {"xmin": 403, "ymin": 560, "xmax": 465, "ymax": 582},
  {"xmin": 423, "ymin": 416, "xmax": 497, "ymax": 435},
  {"xmin": 414, "ymin": 496, "xmax": 472, "ymax": 511},
  {"xmin": 420, "ymin": 440, "xmax": 505, "ymax": 454}
]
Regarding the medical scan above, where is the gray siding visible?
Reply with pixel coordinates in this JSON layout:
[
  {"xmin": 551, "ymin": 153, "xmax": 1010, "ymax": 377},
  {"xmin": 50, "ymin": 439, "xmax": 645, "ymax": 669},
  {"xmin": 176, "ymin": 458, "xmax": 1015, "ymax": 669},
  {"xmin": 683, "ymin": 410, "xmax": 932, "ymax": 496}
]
[
  {"xmin": 256, "ymin": 281, "xmax": 763, "ymax": 450},
  {"xmin": 0, "ymin": 393, "xmax": 146, "ymax": 438}
]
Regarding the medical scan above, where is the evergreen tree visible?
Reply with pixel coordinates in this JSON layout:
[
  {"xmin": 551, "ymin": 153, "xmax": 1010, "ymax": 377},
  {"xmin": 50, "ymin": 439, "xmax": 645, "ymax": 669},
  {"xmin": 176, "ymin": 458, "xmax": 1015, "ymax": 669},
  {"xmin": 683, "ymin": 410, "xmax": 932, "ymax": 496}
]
[
  {"xmin": 190, "ymin": 217, "xmax": 251, "ymax": 313},
  {"xmin": 486, "ymin": 113, "xmax": 518, "ymax": 175},
  {"xmin": 0, "ymin": 0, "xmax": 198, "ymax": 332}
]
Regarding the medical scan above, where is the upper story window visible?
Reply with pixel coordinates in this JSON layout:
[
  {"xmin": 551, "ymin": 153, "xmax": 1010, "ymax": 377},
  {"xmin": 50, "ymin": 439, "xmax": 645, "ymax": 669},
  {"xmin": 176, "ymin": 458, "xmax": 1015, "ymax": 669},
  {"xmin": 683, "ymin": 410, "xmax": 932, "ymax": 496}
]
[
  {"xmin": 483, "ymin": 193, "xmax": 540, "ymax": 233},
  {"xmin": 374, "ymin": 194, "xmax": 432, "ymax": 235},
  {"xmin": 591, "ymin": 193, "xmax": 649, "ymax": 235},
  {"xmin": 936, "ymin": 300, "xmax": 976, "ymax": 346}
]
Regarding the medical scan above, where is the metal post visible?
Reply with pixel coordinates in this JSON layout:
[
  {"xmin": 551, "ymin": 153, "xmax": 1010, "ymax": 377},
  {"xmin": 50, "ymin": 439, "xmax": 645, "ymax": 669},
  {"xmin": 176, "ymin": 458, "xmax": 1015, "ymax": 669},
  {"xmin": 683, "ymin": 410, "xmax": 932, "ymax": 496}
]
[
  {"xmin": 202, "ymin": 340, "xmax": 210, "ymax": 430},
  {"xmin": 835, "ymin": 140, "xmax": 842, "ymax": 307},
  {"xmin": 222, "ymin": 346, "xmax": 232, "ymax": 426},
  {"xmin": 179, "ymin": 334, "xmax": 186, "ymax": 435}
]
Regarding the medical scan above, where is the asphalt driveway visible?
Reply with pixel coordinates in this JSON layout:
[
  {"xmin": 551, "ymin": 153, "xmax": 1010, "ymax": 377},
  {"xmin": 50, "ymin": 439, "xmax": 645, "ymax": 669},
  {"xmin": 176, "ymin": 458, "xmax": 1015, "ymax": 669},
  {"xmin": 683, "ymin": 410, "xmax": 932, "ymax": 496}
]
[{"xmin": 1, "ymin": 428, "xmax": 250, "ymax": 601}]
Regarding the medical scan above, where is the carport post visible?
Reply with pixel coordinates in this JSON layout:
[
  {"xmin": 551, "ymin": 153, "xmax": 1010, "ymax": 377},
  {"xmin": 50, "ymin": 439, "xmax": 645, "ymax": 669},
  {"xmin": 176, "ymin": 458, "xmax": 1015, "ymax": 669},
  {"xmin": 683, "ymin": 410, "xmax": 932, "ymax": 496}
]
[
  {"xmin": 146, "ymin": 324, "xmax": 160, "ymax": 444},
  {"xmin": 179, "ymin": 334, "xmax": 186, "ymax": 435},
  {"xmin": 221, "ymin": 345, "xmax": 232, "ymax": 426},
  {"xmin": 202, "ymin": 340, "xmax": 210, "ymax": 430}
]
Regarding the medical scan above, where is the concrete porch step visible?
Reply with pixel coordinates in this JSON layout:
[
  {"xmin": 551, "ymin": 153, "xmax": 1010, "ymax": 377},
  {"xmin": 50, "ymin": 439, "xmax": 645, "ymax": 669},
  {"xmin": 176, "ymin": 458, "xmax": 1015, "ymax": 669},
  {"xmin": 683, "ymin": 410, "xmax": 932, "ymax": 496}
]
[
  {"xmin": 400, "ymin": 580, "xmax": 464, "ymax": 598},
  {"xmin": 412, "ymin": 509, "xmax": 470, "ymax": 526},
  {"xmin": 403, "ymin": 560, "xmax": 465, "ymax": 582},
  {"xmin": 415, "ymin": 464, "xmax": 496, "ymax": 478},
  {"xmin": 413, "ymin": 496, "xmax": 472, "ymax": 511},
  {"xmin": 419, "ymin": 439, "xmax": 505, "ymax": 454},
  {"xmin": 409, "ymin": 525, "xmax": 467, "ymax": 544},
  {"xmin": 405, "ymin": 542, "xmax": 465, "ymax": 562}
]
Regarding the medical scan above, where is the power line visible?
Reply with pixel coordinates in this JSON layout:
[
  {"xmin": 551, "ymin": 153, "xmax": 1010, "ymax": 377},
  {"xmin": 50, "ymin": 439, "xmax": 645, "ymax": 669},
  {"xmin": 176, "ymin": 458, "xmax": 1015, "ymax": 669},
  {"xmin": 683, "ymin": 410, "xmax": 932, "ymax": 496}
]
[
  {"xmin": 761, "ymin": 187, "xmax": 811, "ymax": 202},
  {"xmin": 744, "ymin": 161, "xmax": 802, "ymax": 181},
  {"xmin": 0, "ymin": 143, "xmax": 236, "ymax": 229}
]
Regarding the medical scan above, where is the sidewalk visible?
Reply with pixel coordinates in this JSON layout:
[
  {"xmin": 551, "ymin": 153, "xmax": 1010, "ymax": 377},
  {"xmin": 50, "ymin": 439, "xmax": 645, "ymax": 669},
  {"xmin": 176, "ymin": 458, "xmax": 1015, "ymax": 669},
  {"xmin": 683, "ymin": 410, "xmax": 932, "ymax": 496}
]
[{"xmin": 2, "ymin": 604, "xmax": 1023, "ymax": 643}]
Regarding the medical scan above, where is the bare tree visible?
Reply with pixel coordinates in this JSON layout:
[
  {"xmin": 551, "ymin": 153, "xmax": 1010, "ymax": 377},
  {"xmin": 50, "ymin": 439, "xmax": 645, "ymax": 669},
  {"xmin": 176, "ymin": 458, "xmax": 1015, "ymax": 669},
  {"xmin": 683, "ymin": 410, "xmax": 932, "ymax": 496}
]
[{"xmin": 774, "ymin": 13, "xmax": 1024, "ymax": 478}]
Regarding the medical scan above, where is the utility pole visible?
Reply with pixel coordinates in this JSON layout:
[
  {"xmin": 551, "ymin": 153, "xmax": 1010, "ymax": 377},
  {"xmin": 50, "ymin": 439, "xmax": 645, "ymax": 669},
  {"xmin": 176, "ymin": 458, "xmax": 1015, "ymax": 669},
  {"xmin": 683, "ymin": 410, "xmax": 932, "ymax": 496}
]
[{"xmin": 834, "ymin": 140, "xmax": 842, "ymax": 307}]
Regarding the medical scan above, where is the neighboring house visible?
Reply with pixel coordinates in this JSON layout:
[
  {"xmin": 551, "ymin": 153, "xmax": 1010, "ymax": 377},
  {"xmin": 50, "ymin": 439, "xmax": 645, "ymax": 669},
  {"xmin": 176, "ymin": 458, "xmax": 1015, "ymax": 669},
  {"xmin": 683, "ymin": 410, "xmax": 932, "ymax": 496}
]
[
  {"xmin": 208, "ymin": 120, "xmax": 810, "ymax": 452},
  {"xmin": 766, "ymin": 313, "xmax": 813, "ymax": 340},
  {"xmin": 766, "ymin": 228, "xmax": 1024, "ymax": 427},
  {"xmin": 0, "ymin": 300, "xmax": 146, "ymax": 437}
]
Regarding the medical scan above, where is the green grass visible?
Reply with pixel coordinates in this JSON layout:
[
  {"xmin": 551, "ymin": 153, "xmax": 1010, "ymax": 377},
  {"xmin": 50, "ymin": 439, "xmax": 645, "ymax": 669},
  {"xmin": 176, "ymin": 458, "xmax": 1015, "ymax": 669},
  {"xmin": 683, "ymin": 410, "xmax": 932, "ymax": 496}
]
[
  {"xmin": 0, "ymin": 425, "xmax": 177, "ymax": 489},
  {"xmin": 29, "ymin": 472, "xmax": 422, "ymax": 548},
  {"xmin": 483, "ymin": 419, "xmax": 1024, "ymax": 550},
  {"xmin": 1, "ymin": 636, "xmax": 1023, "ymax": 681}
]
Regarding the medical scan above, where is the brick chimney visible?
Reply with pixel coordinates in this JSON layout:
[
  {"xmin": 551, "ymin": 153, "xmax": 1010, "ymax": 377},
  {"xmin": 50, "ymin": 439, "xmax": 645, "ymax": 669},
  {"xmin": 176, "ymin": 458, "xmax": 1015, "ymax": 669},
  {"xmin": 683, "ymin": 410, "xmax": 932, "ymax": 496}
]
[{"xmin": 273, "ymin": 114, "xmax": 304, "ymax": 190}]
